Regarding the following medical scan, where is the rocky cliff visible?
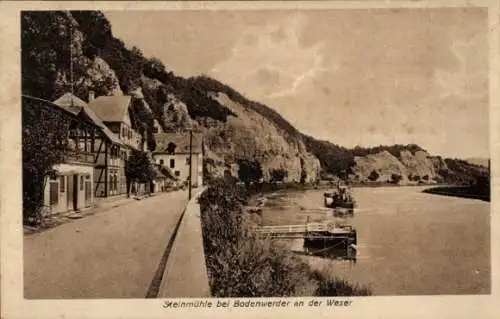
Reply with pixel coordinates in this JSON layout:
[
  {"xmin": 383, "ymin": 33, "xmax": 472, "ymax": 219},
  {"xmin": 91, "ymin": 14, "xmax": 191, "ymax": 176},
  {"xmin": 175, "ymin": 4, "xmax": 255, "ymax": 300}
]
[
  {"xmin": 351, "ymin": 149, "xmax": 448, "ymax": 185},
  {"xmin": 22, "ymin": 10, "xmax": 484, "ymax": 187},
  {"xmin": 22, "ymin": 11, "xmax": 320, "ymax": 184}
]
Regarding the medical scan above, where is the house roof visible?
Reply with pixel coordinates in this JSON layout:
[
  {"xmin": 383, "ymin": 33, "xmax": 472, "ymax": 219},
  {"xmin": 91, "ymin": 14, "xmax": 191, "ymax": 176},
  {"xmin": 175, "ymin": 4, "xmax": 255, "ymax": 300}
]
[
  {"xmin": 53, "ymin": 92, "xmax": 88, "ymax": 115},
  {"xmin": 154, "ymin": 132, "xmax": 203, "ymax": 154},
  {"xmin": 79, "ymin": 105, "xmax": 124, "ymax": 146},
  {"xmin": 87, "ymin": 96, "xmax": 132, "ymax": 123},
  {"xmin": 53, "ymin": 93, "xmax": 123, "ymax": 146}
]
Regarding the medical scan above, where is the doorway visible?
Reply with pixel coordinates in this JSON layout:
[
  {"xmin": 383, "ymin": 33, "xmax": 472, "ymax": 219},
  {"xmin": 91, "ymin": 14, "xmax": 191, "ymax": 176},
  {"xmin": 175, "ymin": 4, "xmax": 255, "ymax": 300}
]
[{"xmin": 72, "ymin": 174, "xmax": 78, "ymax": 211}]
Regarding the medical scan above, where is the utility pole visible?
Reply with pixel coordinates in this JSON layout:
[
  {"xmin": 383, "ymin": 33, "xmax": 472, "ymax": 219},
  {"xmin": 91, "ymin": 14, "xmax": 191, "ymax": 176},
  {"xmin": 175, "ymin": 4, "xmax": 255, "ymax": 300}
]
[
  {"xmin": 188, "ymin": 129, "xmax": 193, "ymax": 200},
  {"xmin": 68, "ymin": 13, "xmax": 74, "ymax": 96}
]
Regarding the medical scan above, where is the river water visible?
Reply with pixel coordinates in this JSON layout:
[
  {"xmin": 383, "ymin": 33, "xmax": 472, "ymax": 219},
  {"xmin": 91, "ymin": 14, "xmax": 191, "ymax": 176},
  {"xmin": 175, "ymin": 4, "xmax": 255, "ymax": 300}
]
[{"xmin": 259, "ymin": 186, "xmax": 490, "ymax": 296}]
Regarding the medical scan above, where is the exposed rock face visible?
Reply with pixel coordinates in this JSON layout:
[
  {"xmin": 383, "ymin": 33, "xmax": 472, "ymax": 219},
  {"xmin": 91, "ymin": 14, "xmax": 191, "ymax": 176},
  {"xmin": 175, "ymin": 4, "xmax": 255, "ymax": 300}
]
[
  {"xmin": 352, "ymin": 151, "xmax": 409, "ymax": 184},
  {"xmin": 162, "ymin": 93, "xmax": 196, "ymax": 132},
  {"xmin": 200, "ymin": 92, "xmax": 320, "ymax": 183},
  {"xmin": 141, "ymin": 76, "xmax": 197, "ymax": 132},
  {"xmin": 351, "ymin": 150, "xmax": 454, "ymax": 184},
  {"xmin": 54, "ymin": 26, "xmax": 122, "ymax": 99},
  {"xmin": 429, "ymin": 155, "xmax": 449, "ymax": 173},
  {"xmin": 399, "ymin": 150, "xmax": 437, "ymax": 180}
]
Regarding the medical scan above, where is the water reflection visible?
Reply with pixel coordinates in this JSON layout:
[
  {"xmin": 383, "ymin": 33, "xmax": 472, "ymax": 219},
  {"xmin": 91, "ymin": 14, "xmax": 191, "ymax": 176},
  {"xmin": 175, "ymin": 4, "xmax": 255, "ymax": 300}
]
[{"xmin": 260, "ymin": 187, "xmax": 490, "ymax": 295}]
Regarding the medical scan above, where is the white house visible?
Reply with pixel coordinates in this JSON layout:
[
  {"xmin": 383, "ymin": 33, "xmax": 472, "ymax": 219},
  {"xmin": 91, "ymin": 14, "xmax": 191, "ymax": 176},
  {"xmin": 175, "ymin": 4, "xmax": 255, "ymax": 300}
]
[{"xmin": 153, "ymin": 132, "xmax": 203, "ymax": 187}]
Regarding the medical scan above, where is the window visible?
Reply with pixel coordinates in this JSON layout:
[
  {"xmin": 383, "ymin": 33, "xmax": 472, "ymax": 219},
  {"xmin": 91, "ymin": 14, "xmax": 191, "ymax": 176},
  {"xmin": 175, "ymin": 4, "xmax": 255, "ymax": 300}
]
[
  {"xmin": 186, "ymin": 157, "xmax": 191, "ymax": 166},
  {"xmin": 80, "ymin": 176, "xmax": 84, "ymax": 191},
  {"xmin": 159, "ymin": 159, "xmax": 164, "ymax": 165},
  {"xmin": 170, "ymin": 159, "xmax": 175, "ymax": 168},
  {"xmin": 122, "ymin": 126, "xmax": 126, "ymax": 138},
  {"xmin": 59, "ymin": 176, "xmax": 65, "ymax": 193},
  {"xmin": 175, "ymin": 171, "xmax": 180, "ymax": 177},
  {"xmin": 109, "ymin": 174, "xmax": 114, "ymax": 191},
  {"xmin": 50, "ymin": 182, "xmax": 59, "ymax": 206}
]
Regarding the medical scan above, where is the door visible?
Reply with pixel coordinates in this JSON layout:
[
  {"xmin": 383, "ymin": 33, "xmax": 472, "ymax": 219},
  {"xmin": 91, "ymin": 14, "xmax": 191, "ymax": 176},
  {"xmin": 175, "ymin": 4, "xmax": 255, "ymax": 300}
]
[
  {"xmin": 67, "ymin": 175, "xmax": 74, "ymax": 211},
  {"xmin": 72, "ymin": 174, "xmax": 78, "ymax": 211},
  {"xmin": 85, "ymin": 176, "xmax": 92, "ymax": 207}
]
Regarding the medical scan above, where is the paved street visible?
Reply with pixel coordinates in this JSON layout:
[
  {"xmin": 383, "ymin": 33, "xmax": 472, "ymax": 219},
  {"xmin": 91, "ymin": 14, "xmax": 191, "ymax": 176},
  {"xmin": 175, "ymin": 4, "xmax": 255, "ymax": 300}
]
[{"xmin": 24, "ymin": 190, "xmax": 189, "ymax": 299}]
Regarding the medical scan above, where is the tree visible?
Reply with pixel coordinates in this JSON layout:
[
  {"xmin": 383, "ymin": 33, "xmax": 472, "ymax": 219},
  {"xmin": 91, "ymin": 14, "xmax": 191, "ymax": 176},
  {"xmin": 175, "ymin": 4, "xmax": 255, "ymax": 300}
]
[
  {"xmin": 237, "ymin": 159, "xmax": 263, "ymax": 187},
  {"xmin": 270, "ymin": 169, "xmax": 287, "ymax": 183},
  {"xmin": 22, "ymin": 11, "xmax": 77, "ymax": 100},
  {"xmin": 22, "ymin": 98, "xmax": 71, "ymax": 224},
  {"xmin": 391, "ymin": 173, "xmax": 402, "ymax": 184},
  {"xmin": 368, "ymin": 170, "xmax": 379, "ymax": 182},
  {"xmin": 125, "ymin": 149, "xmax": 155, "ymax": 196}
]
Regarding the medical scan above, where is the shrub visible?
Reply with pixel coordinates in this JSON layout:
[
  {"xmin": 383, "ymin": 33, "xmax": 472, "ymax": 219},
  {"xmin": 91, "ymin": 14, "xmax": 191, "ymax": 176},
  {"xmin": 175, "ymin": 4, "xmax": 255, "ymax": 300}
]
[
  {"xmin": 237, "ymin": 159, "xmax": 263, "ymax": 187},
  {"xmin": 368, "ymin": 170, "xmax": 379, "ymax": 181},
  {"xmin": 390, "ymin": 173, "xmax": 402, "ymax": 184},
  {"xmin": 270, "ymin": 169, "xmax": 287, "ymax": 183}
]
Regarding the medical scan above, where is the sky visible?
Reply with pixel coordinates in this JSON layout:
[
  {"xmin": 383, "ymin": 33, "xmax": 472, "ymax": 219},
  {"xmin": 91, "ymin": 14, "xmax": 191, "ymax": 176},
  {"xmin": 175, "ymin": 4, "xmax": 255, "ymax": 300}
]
[{"xmin": 104, "ymin": 8, "xmax": 489, "ymax": 159}]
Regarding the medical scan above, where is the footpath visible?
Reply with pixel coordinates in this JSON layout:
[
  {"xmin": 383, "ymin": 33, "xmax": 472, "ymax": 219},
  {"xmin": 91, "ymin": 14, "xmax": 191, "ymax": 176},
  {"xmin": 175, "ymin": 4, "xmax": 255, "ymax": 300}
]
[
  {"xmin": 24, "ymin": 190, "xmax": 189, "ymax": 299},
  {"xmin": 24, "ymin": 192, "xmax": 159, "ymax": 235}
]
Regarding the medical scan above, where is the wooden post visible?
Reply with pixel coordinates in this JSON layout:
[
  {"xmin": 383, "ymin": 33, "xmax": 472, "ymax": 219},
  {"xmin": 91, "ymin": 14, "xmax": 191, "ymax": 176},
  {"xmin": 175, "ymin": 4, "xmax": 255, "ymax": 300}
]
[
  {"xmin": 188, "ymin": 129, "xmax": 193, "ymax": 200},
  {"xmin": 104, "ymin": 141, "xmax": 108, "ymax": 197}
]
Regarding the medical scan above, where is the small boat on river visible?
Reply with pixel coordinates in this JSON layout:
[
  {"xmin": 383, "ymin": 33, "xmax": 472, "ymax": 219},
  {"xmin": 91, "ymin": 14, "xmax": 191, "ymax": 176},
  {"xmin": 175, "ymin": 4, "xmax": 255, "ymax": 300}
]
[{"xmin": 324, "ymin": 182, "xmax": 356, "ymax": 209}]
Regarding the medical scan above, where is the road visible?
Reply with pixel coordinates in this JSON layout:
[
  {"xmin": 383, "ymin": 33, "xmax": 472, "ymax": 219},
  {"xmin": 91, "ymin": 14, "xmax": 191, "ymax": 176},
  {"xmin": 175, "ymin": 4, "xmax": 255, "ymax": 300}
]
[{"xmin": 24, "ymin": 190, "xmax": 189, "ymax": 299}]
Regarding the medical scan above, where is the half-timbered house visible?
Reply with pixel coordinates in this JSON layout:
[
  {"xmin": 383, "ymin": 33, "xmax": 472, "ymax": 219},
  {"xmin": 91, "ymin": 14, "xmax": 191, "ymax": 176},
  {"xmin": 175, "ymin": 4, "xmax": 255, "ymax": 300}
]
[
  {"xmin": 86, "ymin": 95, "xmax": 148, "ymax": 196},
  {"xmin": 23, "ymin": 95, "xmax": 102, "ymax": 214},
  {"xmin": 54, "ymin": 93, "xmax": 131, "ymax": 198}
]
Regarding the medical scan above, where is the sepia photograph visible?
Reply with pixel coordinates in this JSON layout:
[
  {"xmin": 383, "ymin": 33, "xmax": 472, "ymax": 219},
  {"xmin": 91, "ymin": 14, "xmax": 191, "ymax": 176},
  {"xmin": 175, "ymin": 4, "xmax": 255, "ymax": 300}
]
[{"xmin": 1, "ymin": 0, "xmax": 498, "ymax": 318}]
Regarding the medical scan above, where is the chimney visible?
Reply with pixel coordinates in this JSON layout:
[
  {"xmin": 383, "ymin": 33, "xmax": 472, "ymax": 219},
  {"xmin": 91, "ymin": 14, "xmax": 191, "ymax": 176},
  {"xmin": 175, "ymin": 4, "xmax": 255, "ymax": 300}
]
[{"xmin": 88, "ymin": 90, "xmax": 95, "ymax": 102}]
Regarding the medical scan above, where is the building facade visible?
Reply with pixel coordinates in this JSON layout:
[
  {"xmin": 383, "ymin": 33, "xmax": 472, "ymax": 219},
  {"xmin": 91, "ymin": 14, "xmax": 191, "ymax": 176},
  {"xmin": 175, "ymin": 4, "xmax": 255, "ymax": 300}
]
[
  {"xmin": 87, "ymin": 95, "xmax": 145, "ymax": 197},
  {"xmin": 24, "ymin": 95, "xmax": 102, "ymax": 214},
  {"xmin": 153, "ymin": 132, "xmax": 204, "ymax": 187}
]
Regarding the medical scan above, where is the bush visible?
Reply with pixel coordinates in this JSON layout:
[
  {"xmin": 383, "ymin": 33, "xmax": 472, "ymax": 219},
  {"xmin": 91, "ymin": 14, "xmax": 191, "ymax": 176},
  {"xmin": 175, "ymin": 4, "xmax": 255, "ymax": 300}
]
[
  {"xmin": 368, "ymin": 170, "xmax": 379, "ymax": 181},
  {"xmin": 390, "ymin": 173, "xmax": 402, "ymax": 184},
  {"xmin": 270, "ymin": 169, "xmax": 287, "ymax": 183}
]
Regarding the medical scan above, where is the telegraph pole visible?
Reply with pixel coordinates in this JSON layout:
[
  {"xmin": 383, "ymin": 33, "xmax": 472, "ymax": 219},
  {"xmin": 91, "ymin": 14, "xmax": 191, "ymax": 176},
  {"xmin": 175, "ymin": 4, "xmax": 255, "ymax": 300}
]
[
  {"xmin": 188, "ymin": 129, "xmax": 193, "ymax": 200},
  {"xmin": 68, "ymin": 13, "xmax": 74, "ymax": 96}
]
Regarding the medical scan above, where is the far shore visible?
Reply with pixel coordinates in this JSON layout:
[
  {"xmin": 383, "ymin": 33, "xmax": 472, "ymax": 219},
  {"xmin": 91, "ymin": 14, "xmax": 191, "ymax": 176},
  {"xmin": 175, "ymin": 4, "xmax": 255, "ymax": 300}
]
[{"xmin": 422, "ymin": 186, "xmax": 490, "ymax": 202}]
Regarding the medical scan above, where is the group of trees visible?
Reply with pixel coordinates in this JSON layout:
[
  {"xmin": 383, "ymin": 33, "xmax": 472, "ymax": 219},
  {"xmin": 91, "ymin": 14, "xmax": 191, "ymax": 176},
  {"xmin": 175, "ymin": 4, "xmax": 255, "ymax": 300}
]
[{"xmin": 125, "ymin": 149, "xmax": 157, "ymax": 196}]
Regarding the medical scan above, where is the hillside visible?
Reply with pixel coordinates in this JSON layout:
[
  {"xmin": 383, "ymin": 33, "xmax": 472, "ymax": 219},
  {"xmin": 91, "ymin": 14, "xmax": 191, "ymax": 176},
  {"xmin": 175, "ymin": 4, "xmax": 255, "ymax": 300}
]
[
  {"xmin": 21, "ymin": 10, "xmax": 320, "ymax": 183},
  {"xmin": 466, "ymin": 158, "xmax": 490, "ymax": 168},
  {"xmin": 21, "ymin": 10, "xmax": 487, "ymax": 187},
  {"xmin": 302, "ymin": 134, "xmax": 488, "ymax": 186}
]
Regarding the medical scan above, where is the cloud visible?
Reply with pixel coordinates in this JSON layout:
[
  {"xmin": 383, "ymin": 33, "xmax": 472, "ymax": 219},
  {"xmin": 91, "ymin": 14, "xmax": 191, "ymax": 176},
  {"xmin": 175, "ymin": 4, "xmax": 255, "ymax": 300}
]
[
  {"xmin": 431, "ymin": 34, "xmax": 487, "ymax": 101},
  {"xmin": 210, "ymin": 14, "xmax": 333, "ymax": 100}
]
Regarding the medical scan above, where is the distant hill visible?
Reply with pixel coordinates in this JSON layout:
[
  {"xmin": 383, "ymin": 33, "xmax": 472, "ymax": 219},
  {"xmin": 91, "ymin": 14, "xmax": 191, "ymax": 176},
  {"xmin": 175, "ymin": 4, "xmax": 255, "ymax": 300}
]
[
  {"xmin": 302, "ymin": 134, "xmax": 489, "ymax": 186},
  {"xmin": 465, "ymin": 158, "xmax": 490, "ymax": 168}
]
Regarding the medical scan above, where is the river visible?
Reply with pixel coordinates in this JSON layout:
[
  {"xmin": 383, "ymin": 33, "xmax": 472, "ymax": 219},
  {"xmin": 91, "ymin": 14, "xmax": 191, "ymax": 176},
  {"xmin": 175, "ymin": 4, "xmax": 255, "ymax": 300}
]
[{"xmin": 259, "ymin": 186, "xmax": 490, "ymax": 296}]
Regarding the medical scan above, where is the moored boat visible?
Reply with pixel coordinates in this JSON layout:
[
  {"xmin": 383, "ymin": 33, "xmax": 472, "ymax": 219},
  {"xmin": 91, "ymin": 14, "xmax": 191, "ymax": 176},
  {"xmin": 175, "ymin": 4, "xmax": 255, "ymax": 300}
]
[{"xmin": 324, "ymin": 182, "xmax": 356, "ymax": 209}]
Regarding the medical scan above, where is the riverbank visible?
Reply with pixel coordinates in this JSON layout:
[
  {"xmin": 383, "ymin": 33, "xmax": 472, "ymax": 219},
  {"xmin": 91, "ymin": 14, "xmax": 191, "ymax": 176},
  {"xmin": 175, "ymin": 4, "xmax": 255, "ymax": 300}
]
[
  {"xmin": 198, "ymin": 179, "xmax": 371, "ymax": 297},
  {"xmin": 423, "ymin": 186, "xmax": 490, "ymax": 202},
  {"xmin": 255, "ymin": 185, "xmax": 490, "ymax": 295}
]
